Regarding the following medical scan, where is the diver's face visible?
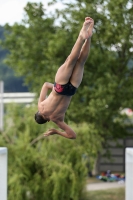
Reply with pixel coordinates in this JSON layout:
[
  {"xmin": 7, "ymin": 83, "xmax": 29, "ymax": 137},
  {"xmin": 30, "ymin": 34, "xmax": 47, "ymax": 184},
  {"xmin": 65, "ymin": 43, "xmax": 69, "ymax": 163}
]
[{"xmin": 42, "ymin": 115, "xmax": 50, "ymax": 122}]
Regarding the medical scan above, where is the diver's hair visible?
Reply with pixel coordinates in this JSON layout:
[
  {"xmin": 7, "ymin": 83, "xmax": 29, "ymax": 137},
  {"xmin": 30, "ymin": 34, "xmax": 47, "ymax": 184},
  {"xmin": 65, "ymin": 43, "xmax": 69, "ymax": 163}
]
[{"xmin": 34, "ymin": 112, "xmax": 47, "ymax": 124}]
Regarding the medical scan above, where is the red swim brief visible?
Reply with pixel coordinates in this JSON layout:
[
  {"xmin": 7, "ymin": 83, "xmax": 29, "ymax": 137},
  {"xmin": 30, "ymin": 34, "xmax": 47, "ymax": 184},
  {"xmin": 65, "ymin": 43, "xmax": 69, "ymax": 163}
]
[{"xmin": 54, "ymin": 82, "xmax": 77, "ymax": 96}]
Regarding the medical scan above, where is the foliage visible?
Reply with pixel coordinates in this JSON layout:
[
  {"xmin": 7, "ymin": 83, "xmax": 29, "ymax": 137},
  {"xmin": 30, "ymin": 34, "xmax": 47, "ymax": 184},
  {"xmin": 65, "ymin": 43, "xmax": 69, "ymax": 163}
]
[
  {"xmin": 1, "ymin": 0, "xmax": 133, "ymax": 197},
  {"xmin": 0, "ymin": 103, "xmax": 102, "ymax": 200},
  {"xmin": 50, "ymin": 0, "xmax": 133, "ymax": 141},
  {"xmin": 2, "ymin": 3, "xmax": 56, "ymax": 92},
  {"xmin": 2, "ymin": 1, "xmax": 133, "ymax": 141}
]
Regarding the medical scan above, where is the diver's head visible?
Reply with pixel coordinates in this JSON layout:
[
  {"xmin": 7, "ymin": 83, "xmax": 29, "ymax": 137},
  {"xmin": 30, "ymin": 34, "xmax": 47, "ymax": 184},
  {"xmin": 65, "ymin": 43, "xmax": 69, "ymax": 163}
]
[{"xmin": 34, "ymin": 111, "xmax": 48, "ymax": 124}]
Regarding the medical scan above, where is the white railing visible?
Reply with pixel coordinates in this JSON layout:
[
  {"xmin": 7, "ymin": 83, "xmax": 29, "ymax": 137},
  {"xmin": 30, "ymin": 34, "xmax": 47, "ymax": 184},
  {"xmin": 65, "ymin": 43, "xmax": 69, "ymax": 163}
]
[
  {"xmin": 0, "ymin": 90, "xmax": 36, "ymax": 131},
  {"xmin": 0, "ymin": 92, "xmax": 36, "ymax": 104}
]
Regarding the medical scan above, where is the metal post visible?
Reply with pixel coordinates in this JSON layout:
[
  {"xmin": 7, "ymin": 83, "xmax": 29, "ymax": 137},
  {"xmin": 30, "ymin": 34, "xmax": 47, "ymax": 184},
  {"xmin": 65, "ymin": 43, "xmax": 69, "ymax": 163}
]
[
  {"xmin": 0, "ymin": 81, "xmax": 4, "ymax": 131},
  {"xmin": 0, "ymin": 147, "xmax": 7, "ymax": 200},
  {"xmin": 126, "ymin": 148, "xmax": 133, "ymax": 200}
]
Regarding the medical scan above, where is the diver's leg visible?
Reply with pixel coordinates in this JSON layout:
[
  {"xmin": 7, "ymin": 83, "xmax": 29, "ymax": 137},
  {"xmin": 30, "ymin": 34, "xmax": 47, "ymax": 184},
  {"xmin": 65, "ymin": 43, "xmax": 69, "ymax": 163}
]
[
  {"xmin": 70, "ymin": 21, "xmax": 94, "ymax": 88},
  {"xmin": 55, "ymin": 17, "xmax": 93, "ymax": 85},
  {"xmin": 70, "ymin": 38, "xmax": 91, "ymax": 88}
]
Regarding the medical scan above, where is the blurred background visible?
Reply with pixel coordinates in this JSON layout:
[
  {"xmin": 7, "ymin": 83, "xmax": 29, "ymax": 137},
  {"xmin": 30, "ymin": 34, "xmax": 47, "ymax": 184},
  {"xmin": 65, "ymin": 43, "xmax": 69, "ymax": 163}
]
[{"xmin": 0, "ymin": 0, "xmax": 133, "ymax": 199}]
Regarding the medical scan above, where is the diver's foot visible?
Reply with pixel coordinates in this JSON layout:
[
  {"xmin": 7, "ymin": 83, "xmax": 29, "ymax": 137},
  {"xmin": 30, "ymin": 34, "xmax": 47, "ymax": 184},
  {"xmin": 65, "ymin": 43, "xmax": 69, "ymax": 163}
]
[{"xmin": 79, "ymin": 17, "xmax": 94, "ymax": 39}]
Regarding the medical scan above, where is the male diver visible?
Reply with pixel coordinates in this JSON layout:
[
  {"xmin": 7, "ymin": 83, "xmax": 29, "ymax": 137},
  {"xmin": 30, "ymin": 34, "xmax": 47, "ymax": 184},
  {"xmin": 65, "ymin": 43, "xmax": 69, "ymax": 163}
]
[{"xmin": 35, "ymin": 17, "xmax": 94, "ymax": 139}]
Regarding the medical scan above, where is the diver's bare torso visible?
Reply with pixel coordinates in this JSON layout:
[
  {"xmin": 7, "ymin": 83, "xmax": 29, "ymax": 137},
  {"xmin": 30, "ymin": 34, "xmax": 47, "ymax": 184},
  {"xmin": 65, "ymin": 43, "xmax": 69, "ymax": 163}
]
[{"xmin": 38, "ymin": 87, "xmax": 72, "ymax": 122}]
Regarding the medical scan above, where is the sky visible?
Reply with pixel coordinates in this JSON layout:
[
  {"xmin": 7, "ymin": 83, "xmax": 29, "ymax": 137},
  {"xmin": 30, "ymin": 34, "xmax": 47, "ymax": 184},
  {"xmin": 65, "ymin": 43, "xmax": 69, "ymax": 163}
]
[{"xmin": 0, "ymin": 0, "xmax": 65, "ymax": 26}]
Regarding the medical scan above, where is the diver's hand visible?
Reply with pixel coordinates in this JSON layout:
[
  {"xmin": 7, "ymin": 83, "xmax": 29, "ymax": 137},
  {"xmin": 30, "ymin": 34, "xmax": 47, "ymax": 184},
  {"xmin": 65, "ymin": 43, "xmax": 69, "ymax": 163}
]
[{"xmin": 44, "ymin": 129, "xmax": 57, "ymax": 137}]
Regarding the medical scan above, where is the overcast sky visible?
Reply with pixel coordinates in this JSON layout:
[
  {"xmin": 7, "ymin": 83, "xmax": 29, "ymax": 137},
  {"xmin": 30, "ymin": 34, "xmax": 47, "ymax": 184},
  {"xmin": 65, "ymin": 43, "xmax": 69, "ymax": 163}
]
[{"xmin": 0, "ymin": 0, "xmax": 65, "ymax": 26}]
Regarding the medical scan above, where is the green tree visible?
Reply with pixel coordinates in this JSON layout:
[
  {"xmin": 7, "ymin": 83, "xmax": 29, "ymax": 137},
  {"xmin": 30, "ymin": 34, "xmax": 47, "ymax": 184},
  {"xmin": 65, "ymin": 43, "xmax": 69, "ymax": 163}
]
[
  {"xmin": 1, "ymin": 0, "xmax": 133, "ymax": 177},
  {"xmin": 2, "ymin": 2, "xmax": 56, "ymax": 92},
  {"xmin": 0, "ymin": 3, "xmax": 103, "ymax": 199},
  {"xmin": 0, "ymin": 104, "xmax": 102, "ymax": 200},
  {"xmin": 49, "ymin": 0, "xmax": 133, "ymax": 141},
  {"xmin": 2, "ymin": 1, "xmax": 133, "ymax": 140}
]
